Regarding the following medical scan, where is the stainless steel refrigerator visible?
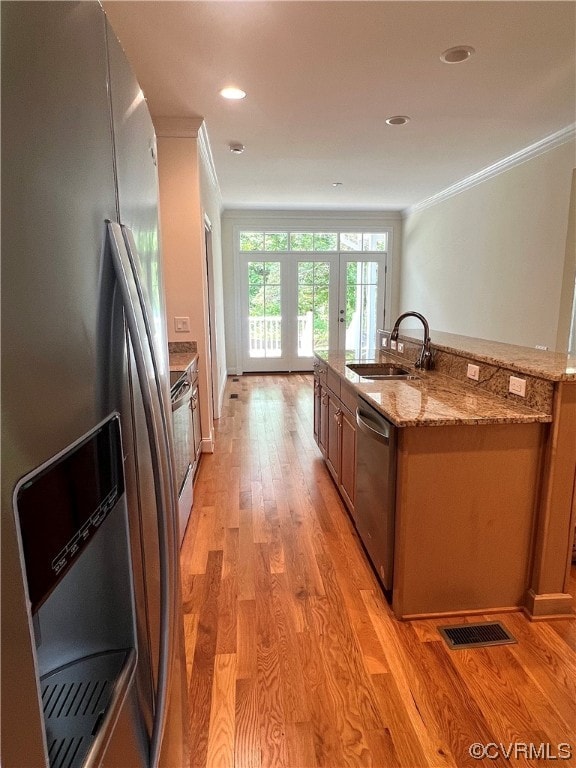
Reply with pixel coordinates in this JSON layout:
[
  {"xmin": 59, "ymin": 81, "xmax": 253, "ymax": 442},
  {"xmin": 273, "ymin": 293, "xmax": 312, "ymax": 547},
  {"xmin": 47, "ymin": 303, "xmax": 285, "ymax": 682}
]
[{"xmin": 1, "ymin": 3, "xmax": 189, "ymax": 766}]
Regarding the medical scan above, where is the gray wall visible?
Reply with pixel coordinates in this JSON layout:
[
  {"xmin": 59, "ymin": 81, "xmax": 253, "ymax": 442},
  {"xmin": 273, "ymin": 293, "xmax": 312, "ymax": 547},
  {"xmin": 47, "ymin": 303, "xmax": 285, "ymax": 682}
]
[{"xmin": 401, "ymin": 141, "xmax": 576, "ymax": 351}]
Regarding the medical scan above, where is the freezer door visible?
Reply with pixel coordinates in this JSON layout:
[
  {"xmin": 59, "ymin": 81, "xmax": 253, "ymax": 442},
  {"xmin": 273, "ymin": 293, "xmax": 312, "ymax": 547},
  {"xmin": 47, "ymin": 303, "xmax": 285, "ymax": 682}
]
[
  {"xmin": 1, "ymin": 3, "xmax": 119, "ymax": 765},
  {"xmin": 104, "ymin": 22, "xmax": 189, "ymax": 767}
]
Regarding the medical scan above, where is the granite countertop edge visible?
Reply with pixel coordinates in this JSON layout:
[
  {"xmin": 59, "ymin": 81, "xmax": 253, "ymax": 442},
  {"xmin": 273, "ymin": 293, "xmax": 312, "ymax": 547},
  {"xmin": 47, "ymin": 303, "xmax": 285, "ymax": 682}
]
[{"xmin": 315, "ymin": 350, "xmax": 552, "ymax": 428}]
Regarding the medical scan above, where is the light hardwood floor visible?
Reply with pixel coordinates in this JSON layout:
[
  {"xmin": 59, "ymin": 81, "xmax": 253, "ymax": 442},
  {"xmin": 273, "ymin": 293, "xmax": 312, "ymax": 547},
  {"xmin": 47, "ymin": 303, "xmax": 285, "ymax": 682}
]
[{"xmin": 180, "ymin": 373, "xmax": 576, "ymax": 768}]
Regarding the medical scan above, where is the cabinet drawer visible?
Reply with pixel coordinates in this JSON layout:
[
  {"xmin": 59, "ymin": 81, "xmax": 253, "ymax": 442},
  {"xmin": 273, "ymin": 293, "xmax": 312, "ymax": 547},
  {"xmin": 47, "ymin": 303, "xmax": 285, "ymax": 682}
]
[
  {"xmin": 327, "ymin": 368, "xmax": 341, "ymax": 397},
  {"xmin": 340, "ymin": 382, "xmax": 357, "ymax": 415}
]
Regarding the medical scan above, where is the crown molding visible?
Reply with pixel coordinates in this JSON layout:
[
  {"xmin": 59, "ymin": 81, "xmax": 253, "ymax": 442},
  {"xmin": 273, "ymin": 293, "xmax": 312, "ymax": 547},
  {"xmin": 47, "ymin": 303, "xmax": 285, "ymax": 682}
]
[
  {"xmin": 153, "ymin": 116, "xmax": 204, "ymax": 138},
  {"xmin": 198, "ymin": 121, "xmax": 221, "ymax": 198},
  {"xmin": 405, "ymin": 123, "xmax": 576, "ymax": 218}
]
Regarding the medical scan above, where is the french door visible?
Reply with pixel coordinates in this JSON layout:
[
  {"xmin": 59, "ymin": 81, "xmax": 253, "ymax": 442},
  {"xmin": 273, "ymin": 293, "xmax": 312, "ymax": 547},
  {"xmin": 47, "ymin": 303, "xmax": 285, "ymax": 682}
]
[{"xmin": 241, "ymin": 251, "xmax": 387, "ymax": 372}]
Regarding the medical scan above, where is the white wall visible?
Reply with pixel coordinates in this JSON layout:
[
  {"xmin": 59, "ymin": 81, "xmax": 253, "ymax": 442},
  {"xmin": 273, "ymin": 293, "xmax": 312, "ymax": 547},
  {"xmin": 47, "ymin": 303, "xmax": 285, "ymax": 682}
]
[
  {"xmin": 198, "ymin": 137, "xmax": 227, "ymax": 418},
  {"xmin": 155, "ymin": 120, "xmax": 214, "ymax": 448},
  {"xmin": 401, "ymin": 141, "xmax": 576, "ymax": 351}
]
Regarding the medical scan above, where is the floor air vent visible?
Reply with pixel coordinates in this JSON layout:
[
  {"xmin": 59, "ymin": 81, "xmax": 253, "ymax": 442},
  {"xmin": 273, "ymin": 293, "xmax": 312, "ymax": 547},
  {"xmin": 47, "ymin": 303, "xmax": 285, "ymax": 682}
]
[
  {"xmin": 230, "ymin": 393, "xmax": 239, "ymax": 399},
  {"xmin": 438, "ymin": 621, "xmax": 516, "ymax": 649}
]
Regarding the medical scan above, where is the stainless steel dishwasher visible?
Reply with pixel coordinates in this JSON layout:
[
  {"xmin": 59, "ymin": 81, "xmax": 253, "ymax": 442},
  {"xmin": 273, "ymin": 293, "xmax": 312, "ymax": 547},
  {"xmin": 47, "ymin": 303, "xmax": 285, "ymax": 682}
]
[{"xmin": 355, "ymin": 397, "xmax": 397, "ymax": 591}]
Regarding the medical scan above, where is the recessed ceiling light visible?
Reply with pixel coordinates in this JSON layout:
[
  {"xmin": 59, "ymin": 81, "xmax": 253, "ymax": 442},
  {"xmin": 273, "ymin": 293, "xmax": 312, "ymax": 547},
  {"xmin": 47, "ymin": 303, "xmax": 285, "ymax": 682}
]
[
  {"xmin": 440, "ymin": 46, "xmax": 475, "ymax": 64},
  {"xmin": 386, "ymin": 115, "xmax": 411, "ymax": 126},
  {"xmin": 229, "ymin": 142, "xmax": 245, "ymax": 154},
  {"xmin": 220, "ymin": 87, "xmax": 246, "ymax": 100}
]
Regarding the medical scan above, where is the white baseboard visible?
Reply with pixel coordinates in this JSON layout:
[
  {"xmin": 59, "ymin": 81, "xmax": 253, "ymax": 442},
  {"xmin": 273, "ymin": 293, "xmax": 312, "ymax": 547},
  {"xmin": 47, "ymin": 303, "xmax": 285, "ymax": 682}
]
[{"xmin": 201, "ymin": 432, "xmax": 215, "ymax": 454}]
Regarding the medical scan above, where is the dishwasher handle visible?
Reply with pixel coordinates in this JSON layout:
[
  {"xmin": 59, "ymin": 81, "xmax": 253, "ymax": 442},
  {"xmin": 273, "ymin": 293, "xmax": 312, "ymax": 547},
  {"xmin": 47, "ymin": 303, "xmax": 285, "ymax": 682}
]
[{"xmin": 356, "ymin": 407, "xmax": 392, "ymax": 444}]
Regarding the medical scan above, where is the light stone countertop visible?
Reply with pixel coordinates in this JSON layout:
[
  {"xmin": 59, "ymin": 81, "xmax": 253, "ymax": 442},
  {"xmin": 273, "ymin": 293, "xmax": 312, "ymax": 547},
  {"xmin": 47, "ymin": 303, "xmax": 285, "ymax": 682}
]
[
  {"xmin": 316, "ymin": 350, "xmax": 552, "ymax": 427},
  {"xmin": 169, "ymin": 351, "xmax": 198, "ymax": 373}
]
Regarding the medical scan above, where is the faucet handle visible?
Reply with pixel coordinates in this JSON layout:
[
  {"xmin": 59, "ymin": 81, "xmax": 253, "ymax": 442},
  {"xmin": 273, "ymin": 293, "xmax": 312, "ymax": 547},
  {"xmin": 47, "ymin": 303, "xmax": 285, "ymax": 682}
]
[{"xmin": 420, "ymin": 348, "xmax": 434, "ymax": 370}]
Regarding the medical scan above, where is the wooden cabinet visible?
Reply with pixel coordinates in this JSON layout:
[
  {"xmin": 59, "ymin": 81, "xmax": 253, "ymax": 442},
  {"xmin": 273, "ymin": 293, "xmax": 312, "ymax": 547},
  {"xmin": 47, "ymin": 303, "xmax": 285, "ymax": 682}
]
[
  {"xmin": 339, "ymin": 403, "xmax": 356, "ymax": 511},
  {"xmin": 313, "ymin": 360, "xmax": 328, "ymax": 455},
  {"xmin": 313, "ymin": 374, "xmax": 322, "ymax": 445},
  {"xmin": 313, "ymin": 357, "xmax": 356, "ymax": 513},
  {"xmin": 326, "ymin": 393, "xmax": 340, "ymax": 481}
]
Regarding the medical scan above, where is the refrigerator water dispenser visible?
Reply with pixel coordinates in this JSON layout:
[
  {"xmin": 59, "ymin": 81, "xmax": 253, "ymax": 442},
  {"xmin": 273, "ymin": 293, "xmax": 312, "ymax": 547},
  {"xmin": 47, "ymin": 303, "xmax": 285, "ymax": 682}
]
[{"xmin": 13, "ymin": 414, "xmax": 137, "ymax": 768}]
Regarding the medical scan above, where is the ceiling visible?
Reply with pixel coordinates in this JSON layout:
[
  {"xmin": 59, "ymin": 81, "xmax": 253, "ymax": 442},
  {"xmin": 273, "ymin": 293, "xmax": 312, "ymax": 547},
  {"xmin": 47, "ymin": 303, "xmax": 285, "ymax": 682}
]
[{"xmin": 104, "ymin": 1, "xmax": 576, "ymax": 212}]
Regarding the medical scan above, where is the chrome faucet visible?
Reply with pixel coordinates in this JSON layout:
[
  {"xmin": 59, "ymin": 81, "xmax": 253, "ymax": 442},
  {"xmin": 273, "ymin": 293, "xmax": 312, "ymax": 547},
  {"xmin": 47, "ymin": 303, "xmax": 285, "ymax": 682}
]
[{"xmin": 390, "ymin": 311, "xmax": 434, "ymax": 370}]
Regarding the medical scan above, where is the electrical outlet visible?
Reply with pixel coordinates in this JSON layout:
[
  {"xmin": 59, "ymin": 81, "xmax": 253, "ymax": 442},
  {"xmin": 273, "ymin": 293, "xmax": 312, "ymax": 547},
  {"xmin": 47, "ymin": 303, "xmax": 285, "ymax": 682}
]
[
  {"xmin": 174, "ymin": 316, "xmax": 190, "ymax": 333},
  {"xmin": 397, "ymin": 342, "xmax": 404, "ymax": 353},
  {"xmin": 509, "ymin": 375, "xmax": 526, "ymax": 397},
  {"xmin": 381, "ymin": 336, "xmax": 388, "ymax": 348},
  {"xmin": 467, "ymin": 364, "xmax": 480, "ymax": 381},
  {"xmin": 390, "ymin": 340, "xmax": 397, "ymax": 351}
]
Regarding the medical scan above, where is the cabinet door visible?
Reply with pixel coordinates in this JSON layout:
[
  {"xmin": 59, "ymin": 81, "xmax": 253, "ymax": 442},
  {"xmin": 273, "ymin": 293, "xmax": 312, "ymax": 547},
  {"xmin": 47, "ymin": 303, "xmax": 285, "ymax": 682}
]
[
  {"xmin": 339, "ymin": 405, "xmax": 356, "ymax": 512},
  {"xmin": 326, "ymin": 393, "xmax": 341, "ymax": 482},
  {"xmin": 319, "ymin": 388, "xmax": 329, "ymax": 456},
  {"xmin": 313, "ymin": 374, "xmax": 321, "ymax": 445}
]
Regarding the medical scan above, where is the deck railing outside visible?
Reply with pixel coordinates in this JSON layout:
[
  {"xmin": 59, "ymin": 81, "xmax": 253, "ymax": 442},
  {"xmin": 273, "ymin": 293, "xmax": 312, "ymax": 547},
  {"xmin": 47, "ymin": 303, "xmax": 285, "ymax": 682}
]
[{"xmin": 249, "ymin": 313, "xmax": 313, "ymax": 357}]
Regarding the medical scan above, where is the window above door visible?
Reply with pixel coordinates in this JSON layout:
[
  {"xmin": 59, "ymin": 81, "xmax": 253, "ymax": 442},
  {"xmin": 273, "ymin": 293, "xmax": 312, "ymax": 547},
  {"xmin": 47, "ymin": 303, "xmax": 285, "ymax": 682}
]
[{"xmin": 239, "ymin": 231, "xmax": 388, "ymax": 253}]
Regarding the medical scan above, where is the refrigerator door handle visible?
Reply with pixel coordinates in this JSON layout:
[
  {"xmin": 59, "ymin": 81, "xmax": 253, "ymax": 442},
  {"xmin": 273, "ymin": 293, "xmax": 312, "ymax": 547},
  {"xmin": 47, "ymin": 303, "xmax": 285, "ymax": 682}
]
[
  {"xmin": 121, "ymin": 223, "xmax": 180, "ymax": 638},
  {"xmin": 107, "ymin": 221, "xmax": 177, "ymax": 768}
]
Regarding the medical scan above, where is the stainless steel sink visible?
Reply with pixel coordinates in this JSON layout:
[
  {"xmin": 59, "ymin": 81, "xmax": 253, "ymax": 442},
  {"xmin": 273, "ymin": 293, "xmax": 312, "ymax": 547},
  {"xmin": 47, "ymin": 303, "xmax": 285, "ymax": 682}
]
[{"xmin": 346, "ymin": 362, "xmax": 419, "ymax": 380}]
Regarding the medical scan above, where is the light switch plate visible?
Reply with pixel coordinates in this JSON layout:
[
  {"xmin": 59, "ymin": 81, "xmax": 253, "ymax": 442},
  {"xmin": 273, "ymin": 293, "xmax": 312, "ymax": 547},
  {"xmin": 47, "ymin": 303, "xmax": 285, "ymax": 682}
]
[{"xmin": 174, "ymin": 316, "xmax": 190, "ymax": 333}]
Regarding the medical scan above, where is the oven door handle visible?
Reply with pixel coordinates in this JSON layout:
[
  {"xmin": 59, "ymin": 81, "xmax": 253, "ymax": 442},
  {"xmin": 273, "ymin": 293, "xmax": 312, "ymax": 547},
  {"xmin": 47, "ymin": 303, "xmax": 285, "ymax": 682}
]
[{"xmin": 171, "ymin": 380, "xmax": 192, "ymax": 412}]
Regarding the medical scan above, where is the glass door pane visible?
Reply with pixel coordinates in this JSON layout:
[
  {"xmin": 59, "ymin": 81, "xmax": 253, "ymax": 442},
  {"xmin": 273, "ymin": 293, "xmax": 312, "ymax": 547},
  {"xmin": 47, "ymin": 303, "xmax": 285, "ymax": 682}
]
[
  {"xmin": 297, "ymin": 261, "xmax": 330, "ymax": 357},
  {"xmin": 339, "ymin": 257, "xmax": 385, "ymax": 356},
  {"xmin": 247, "ymin": 260, "xmax": 282, "ymax": 361}
]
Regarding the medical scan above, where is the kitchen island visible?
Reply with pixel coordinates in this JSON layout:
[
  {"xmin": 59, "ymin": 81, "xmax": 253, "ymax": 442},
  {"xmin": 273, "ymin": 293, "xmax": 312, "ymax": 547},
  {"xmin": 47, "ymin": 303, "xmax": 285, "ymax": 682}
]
[{"xmin": 314, "ymin": 332, "xmax": 575, "ymax": 621}]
